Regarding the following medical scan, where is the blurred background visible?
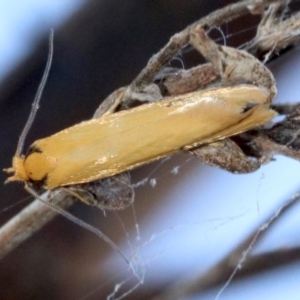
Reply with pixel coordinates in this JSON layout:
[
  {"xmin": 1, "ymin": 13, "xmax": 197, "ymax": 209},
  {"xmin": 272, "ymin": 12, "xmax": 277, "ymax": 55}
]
[{"xmin": 1, "ymin": 1, "xmax": 300, "ymax": 299}]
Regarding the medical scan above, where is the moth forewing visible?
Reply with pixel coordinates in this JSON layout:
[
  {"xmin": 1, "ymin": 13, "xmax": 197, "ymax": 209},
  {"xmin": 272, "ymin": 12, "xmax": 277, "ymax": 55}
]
[{"xmin": 5, "ymin": 84, "xmax": 276, "ymax": 189}]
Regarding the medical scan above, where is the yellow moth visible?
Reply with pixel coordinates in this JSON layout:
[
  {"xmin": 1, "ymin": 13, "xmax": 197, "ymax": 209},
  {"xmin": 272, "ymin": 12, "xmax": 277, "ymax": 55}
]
[
  {"xmin": 4, "ymin": 29, "xmax": 276, "ymax": 198},
  {"xmin": 5, "ymin": 84, "xmax": 276, "ymax": 190},
  {"xmin": 3, "ymin": 31, "xmax": 276, "ymax": 259}
]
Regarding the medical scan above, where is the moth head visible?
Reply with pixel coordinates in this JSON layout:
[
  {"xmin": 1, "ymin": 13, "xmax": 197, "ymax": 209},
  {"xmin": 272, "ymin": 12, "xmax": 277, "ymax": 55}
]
[{"xmin": 4, "ymin": 152, "xmax": 56, "ymax": 185}]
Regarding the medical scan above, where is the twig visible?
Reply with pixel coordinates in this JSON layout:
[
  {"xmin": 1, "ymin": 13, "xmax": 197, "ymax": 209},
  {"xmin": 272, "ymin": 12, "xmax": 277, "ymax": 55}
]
[
  {"xmin": 0, "ymin": 190, "xmax": 75, "ymax": 260},
  {"xmin": 123, "ymin": 0, "xmax": 284, "ymax": 105}
]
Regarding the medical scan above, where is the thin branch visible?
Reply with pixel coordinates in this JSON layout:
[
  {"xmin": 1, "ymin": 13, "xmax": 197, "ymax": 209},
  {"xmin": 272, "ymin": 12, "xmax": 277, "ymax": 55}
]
[
  {"xmin": 0, "ymin": 190, "xmax": 75, "ymax": 260},
  {"xmin": 123, "ymin": 0, "xmax": 285, "ymax": 105}
]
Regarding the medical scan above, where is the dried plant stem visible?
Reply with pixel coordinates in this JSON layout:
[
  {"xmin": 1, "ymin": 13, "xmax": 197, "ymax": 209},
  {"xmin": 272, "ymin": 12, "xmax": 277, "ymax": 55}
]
[
  {"xmin": 0, "ymin": 191, "xmax": 75, "ymax": 260},
  {"xmin": 130, "ymin": 0, "xmax": 282, "ymax": 91}
]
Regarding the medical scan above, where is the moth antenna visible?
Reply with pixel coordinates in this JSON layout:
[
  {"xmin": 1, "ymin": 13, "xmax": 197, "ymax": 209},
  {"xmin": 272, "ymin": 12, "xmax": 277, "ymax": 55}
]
[
  {"xmin": 24, "ymin": 184, "xmax": 130, "ymax": 266},
  {"xmin": 16, "ymin": 29, "xmax": 54, "ymax": 156}
]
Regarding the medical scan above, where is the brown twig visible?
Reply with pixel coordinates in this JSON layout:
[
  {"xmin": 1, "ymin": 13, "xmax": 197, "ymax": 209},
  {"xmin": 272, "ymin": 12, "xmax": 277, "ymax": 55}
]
[
  {"xmin": 0, "ymin": 190, "xmax": 75, "ymax": 260},
  {"xmin": 122, "ymin": 0, "xmax": 284, "ymax": 106}
]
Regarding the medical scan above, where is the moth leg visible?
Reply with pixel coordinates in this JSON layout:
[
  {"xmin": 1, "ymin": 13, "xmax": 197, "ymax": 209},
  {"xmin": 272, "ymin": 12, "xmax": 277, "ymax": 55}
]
[
  {"xmin": 190, "ymin": 139, "xmax": 261, "ymax": 174},
  {"xmin": 61, "ymin": 187, "xmax": 93, "ymax": 206}
]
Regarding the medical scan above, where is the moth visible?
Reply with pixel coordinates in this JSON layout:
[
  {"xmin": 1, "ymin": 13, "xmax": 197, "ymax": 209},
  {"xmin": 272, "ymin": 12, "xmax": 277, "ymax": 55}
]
[
  {"xmin": 5, "ymin": 84, "xmax": 276, "ymax": 190},
  {"xmin": 4, "ymin": 27, "xmax": 277, "ymax": 202},
  {"xmin": 2, "ymin": 21, "xmax": 277, "ymax": 261}
]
